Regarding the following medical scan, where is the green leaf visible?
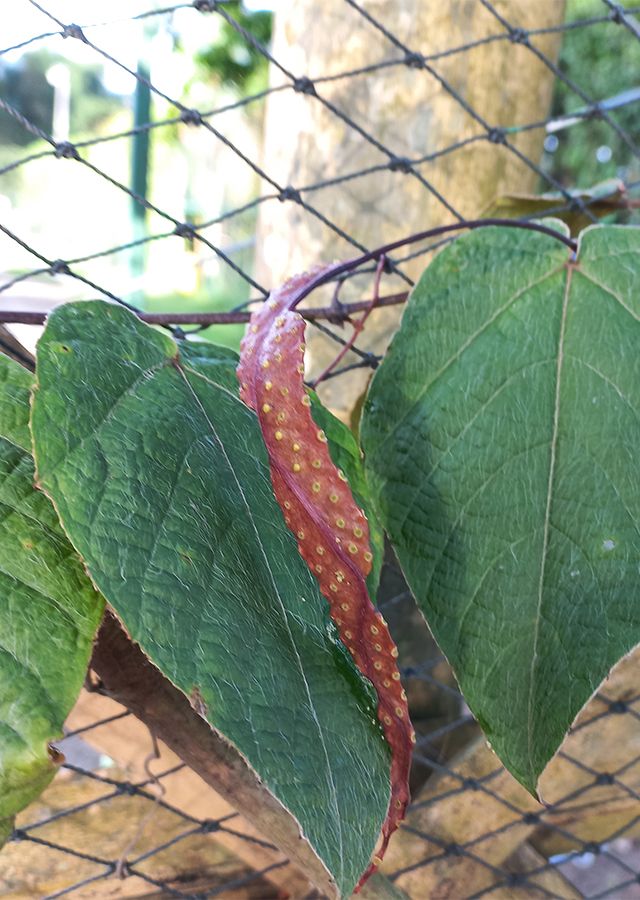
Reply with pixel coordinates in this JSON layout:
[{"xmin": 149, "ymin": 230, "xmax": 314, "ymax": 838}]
[
  {"xmin": 0, "ymin": 355, "xmax": 104, "ymax": 847},
  {"xmin": 31, "ymin": 302, "xmax": 390, "ymax": 897},
  {"xmin": 308, "ymin": 391, "xmax": 384, "ymax": 601},
  {"xmin": 361, "ymin": 224, "xmax": 640, "ymax": 793},
  {"xmin": 0, "ymin": 353, "xmax": 34, "ymax": 452},
  {"xmin": 176, "ymin": 338, "xmax": 242, "ymax": 393}
]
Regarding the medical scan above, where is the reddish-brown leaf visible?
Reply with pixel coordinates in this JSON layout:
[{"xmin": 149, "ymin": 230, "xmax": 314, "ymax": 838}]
[{"xmin": 237, "ymin": 267, "xmax": 415, "ymax": 890}]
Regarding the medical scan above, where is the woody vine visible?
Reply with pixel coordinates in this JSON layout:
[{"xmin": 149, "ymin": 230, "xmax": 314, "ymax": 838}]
[{"xmin": 1, "ymin": 217, "xmax": 639, "ymax": 898}]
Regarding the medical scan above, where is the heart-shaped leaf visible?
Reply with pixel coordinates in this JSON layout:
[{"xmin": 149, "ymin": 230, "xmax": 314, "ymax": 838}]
[
  {"xmin": 31, "ymin": 303, "xmax": 391, "ymax": 897},
  {"xmin": 362, "ymin": 224, "xmax": 640, "ymax": 793},
  {"xmin": 0, "ymin": 354, "xmax": 104, "ymax": 845}
]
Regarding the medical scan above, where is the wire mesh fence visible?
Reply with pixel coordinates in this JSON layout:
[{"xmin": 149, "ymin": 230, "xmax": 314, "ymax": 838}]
[{"xmin": 2, "ymin": 0, "xmax": 640, "ymax": 897}]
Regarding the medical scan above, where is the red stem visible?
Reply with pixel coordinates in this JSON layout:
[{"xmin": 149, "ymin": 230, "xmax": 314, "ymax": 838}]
[
  {"xmin": 290, "ymin": 217, "xmax": 578, "ymax": 310},
  {"xmin": 310, "ymin": 254, "xmax": 386, "ymax": 388}
]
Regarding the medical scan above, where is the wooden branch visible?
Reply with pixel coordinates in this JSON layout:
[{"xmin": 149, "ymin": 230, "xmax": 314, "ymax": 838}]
[
  {"xmin": 86, "ymin": 608, "xmax": 339, "ymax": 899},
  {"xmin": 0, "ymin": 292, "xmax": 409, "ymax": 327}
]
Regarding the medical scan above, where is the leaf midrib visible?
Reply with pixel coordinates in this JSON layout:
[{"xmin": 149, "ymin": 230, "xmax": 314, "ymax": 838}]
[{"xmin": 526, "ymin": 263, "xmax": 573, "ymax": 784}]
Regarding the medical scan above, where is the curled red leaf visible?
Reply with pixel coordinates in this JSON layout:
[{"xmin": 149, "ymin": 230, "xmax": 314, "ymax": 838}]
[{"xmin": 237, "ymin": 267, "xmax": 414, "ymax": 890}]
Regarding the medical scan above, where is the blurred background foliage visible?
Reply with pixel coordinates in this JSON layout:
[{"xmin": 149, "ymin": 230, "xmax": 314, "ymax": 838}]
[
  {"xmin": 0, "ymin": 0, "xmax": 638, "ymax": 353},
  {"xmin": 541, "ymin": 0, "xmax": 640, "ymax": 188},
  {"xmin": 194, "ymin": 1, "xmax": 272, "ymax": 95}
]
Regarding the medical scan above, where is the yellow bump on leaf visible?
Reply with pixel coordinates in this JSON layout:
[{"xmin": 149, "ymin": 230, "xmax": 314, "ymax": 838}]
[
  {"xmin": 364, "ymin": 552, "xmax": 373, "ymax": 563},
  {"xmin": 391, "ymin": 647, "xmax": 399, "ymax": 658},
  {"xmin": 335, "ymin": 571, "xmax": 345, "ymax": 582},
  {"xmin": 341, "ymin": 603, "xmax": 349, "ymax": 611},
  {"xmin": 317, "ymin": 430, "xmax": 327, "ymax": 442},
  {"xmin": 275, "ymin": 334, "xmax": 282, "ymax": 343},
  {"xmin": 335, "ymin": 617, "xmax": 342, "ymax": 625},
  {"xmin": 269, "ymin": 300, "xmax": 278, "ymax": 309},
  {"xmin": 265, "ymin": 381, "xmax": 272, "ymax": 391},
  {"xmin": 330, "ymin": 493, "xmax": 338, "ymax": 503},
  {"xmin": 284, "ymin": 501, "xmax": 291, "ymax": 509},
  {"xmin": 251, "ymin": 324, "xmax": 258, "ymax": 333},
  {"xmin": 302, "ymin": 395, "xmax": 311, "ymax": 406},
  {"xmin": 316, "ymin": 546, "xmax": 324, "ymax": 555},
  {"xmin": 384, "ymin": 715, "xmax": 392, "ymax": 726},
  {"xmin": 401, "ymin": 690, "xmax": 407, "ymax": 700},
  {"xmin": 278, "ymin": 412, "xmax": 285, "ymax": 422},
  {"xmin": 312, "ymin": 459, "xmax": 321, "ymax": 468},
  {"xmin": 275, "ymin": 431, "xmax": 283, "ymax": 441},
  {"xmin": 297, "ymin": 363, "xmax": 305, "ymax": 374},
  {"xmin": 275, "ymin": 353, "xmax": 283, "ymax": 363},
  {"xmin": 294, "ymin": 313, "xmax": 303, "ymax": 320},
  {"xmin": 293, "ymin": 442, "xmax": 301, "ymax": 451},
  {"xmin": 262, "ymin": 403, "xmax": 271, "ymax": 413},
  {"xmin": 336, "ymin": 518, "xmax": 345, "ymax": 528},
  {"xmin": 373, "ymin": 856, "xmax": 383, "ymax": 867},
  {"xmin": 299, "ymin": 344, "xmax": 306, "ymax": 353},
  {"xmin": 348, "ymin": 544, "xmax": 358, "ymax": 554},
  {"xmin": 316, "ymin": 564, "xmax": 323, "ymax": 573},
  {"xmin": 330, "ymin": 584, "xmax": 338, "ymax": 593},
  {"xmin": 383, "ymin": 680, "xmax": 391, "ymax": 688},
  {"xmin": 338, "ymin": 469, "xmax": 347, "ymax": 481},
  {"xmin": 262, "ymin": 360, "xmax": 270, "ymax": 369},
  {"xmin": 374, "ymin": 661, "xmax": 382, "ymax": 670},
  {"xmin": 242, "ymin": 382, "xmax": 248, "ymax": 389},
  {"xmin": 298, "ymin": 531, "xmax": 305, "ymax": 540},
  {"xmin": 396, "ymin": 707, "xmax": 404, "ymax": 718},
  {"xmin": 395, "ymin": 800, "xmax": 403, "ymax": 810},
  {"xmin": 392, "ymin": 672, "xmax": 401, "ymax": 681},
  {"xmin": 345, "ymin": 630, "xmax": 353, "ymax": 639},
  {"xmin": 374, "ymin": 643, "xmax": 382, "ymax": 652},
  {"xmin": 281, "ymin": 387, "xmax": 289, "ymax": 396},
  {"xmin": 246, "ymin": 347, "xmax": 252, "ymax": 354},
  {"xmin": 276, "ymin": 316, "xmax": 285, "ymax": 326},
  {"xmin": 353, "ymin": 527, "xmax": 363, "ymax": 538},
  {"xmin": 371, "ymin": 625, "xmax": 379, "ymax": 635},
  {"xmin": 293, "ymin": 463, "xmax": 301, "ymax": 472},
  {"xmin": 312, "ymin": 482, "xmax": 321, "ymax": 493},
  {"xmin": 411, "ymin": 731, "xmax": 417, "ymax": 744}
]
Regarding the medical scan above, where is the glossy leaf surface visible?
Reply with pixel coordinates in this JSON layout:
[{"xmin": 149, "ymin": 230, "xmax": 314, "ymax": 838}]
[
  {"xmin": 362, "ymin": 224, "xmax": 640, "ymax": 793},
  {"xmin": 31, "ymin": 302, "xmax": 390, "ymax": 897},
  {"xmin": 0, "ymin": 354, "xmax": 104, "ymax": 845}
]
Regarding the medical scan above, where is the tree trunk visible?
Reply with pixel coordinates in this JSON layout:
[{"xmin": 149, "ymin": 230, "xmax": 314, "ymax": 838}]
[{"xmin": 256, "ymin": 0, "xmax": 566, "ymax": 416}]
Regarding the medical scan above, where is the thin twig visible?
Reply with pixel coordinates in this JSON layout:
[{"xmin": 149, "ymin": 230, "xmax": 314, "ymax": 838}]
[
  {"xmin": 0, "ymin": 291, "xmax": 410, "ymax": 327},
  {"xmin": 310, "ymin": 253, "xmax": 386, "ymax": 388}
]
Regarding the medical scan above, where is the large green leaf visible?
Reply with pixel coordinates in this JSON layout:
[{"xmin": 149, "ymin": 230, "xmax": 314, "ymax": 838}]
[
  {"xmin": 0, "ymin": 354, "xmax": 104, "ymax": 846},
  {"xmin": 31, "ymin": 302, "xmax": 390, "ymax": 897},
  {"xmin": 361, "ymin": 224, "xmax": 640, "ymax": 793}
]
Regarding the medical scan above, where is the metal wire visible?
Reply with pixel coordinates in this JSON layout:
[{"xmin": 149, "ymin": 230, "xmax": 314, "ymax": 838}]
[{"xmin": 2, "ymin": 1, "xmax": 640, "ymax": 897}]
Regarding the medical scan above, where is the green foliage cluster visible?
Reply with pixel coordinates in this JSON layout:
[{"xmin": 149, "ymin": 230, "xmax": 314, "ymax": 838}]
[
  {"xmin": 2, "ymin": 223, "xmax": 640, "ymax": 895},
  {"xmin": 195, "ymin": 2, "xmax": 273, "ymax": 95},
  {"xmin": 546, "ymin": 0, "xmax": 640, "ymax": 188}
]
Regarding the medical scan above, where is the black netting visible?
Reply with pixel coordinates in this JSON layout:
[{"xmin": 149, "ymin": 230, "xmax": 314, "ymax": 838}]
[{"xmin": 2, "ymin": 1, "xmax": 640, "ymax": 897}]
